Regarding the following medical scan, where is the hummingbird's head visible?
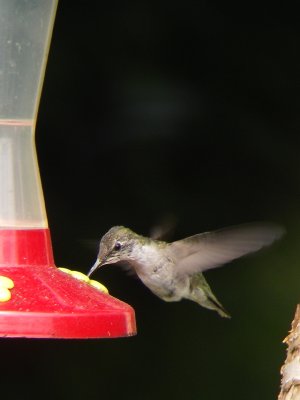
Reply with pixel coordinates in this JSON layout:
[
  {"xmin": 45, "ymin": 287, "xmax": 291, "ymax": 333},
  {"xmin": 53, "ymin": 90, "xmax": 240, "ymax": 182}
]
[{"xmin": 88, "ymin": 226, "xmax": 138, "ymax": 277}]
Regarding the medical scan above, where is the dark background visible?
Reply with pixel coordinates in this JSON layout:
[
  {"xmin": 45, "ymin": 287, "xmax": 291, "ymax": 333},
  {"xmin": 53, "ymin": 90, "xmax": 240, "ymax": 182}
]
[{"xmin": 1, "ymin": 2, "xmax": 299, "ymax": 399}]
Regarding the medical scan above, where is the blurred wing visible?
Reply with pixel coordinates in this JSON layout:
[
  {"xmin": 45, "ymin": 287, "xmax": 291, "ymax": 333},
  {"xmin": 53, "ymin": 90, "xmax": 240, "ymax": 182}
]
[
  {"xmin": 119, "ymin": 261, "xmax": 138, "ymax": 277},
  {"xmin": 150, "ymin": 214, "xmax": 178, "ymax": 241},
  {"xmin": 170, "ymin": 223, "xmax": 285, "ymax": 276},
  {"xmin": 79, "ymin": 239, "xmax": 99, "ymax": 251}
]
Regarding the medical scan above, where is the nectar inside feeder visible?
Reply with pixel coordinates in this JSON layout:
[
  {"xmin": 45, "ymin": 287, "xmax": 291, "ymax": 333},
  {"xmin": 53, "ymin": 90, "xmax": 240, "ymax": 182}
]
[{"xmin": 0, "ymin": 0, "xmax": 136, "ymax": 338}]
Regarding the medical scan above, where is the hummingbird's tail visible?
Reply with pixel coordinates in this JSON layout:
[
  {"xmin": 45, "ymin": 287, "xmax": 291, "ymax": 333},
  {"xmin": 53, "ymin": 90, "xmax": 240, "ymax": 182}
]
[{"xmin": 188, "ymin": 273, "xmax": 230, "ymax": 318}]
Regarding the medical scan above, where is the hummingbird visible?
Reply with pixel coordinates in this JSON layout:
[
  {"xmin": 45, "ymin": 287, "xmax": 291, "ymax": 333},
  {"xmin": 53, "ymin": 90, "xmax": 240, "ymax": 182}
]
[{"xmin": 88, "ymin": 223, "xmax": 284, "ymax": 317}]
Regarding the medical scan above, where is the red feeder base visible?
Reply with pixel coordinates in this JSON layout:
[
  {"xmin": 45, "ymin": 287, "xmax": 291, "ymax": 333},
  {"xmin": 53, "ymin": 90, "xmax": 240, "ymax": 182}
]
[{"xmin": 0, "ymin": 229, "xmax": 136, "ymax": 338}]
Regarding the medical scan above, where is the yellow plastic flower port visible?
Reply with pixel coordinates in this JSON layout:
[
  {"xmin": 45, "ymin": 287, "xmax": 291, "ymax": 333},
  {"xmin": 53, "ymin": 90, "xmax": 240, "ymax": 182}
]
[
  {"xmin": 58, "ymin": 267, "xmax": 109, "ymax": 294},
  {"xmin": 0, "ymin": 275, "xmax": 14, "ymax": 302}
]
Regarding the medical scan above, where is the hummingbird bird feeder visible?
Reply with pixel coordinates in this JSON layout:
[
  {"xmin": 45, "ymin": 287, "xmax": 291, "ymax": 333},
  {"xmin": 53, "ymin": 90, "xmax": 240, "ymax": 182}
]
[{"xmin": 0, "ymin": 0, "xmax": 136, "ymax": 338}]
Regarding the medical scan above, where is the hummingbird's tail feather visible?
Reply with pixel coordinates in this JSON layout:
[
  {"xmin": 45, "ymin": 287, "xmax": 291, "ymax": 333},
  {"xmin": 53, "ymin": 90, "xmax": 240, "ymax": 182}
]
[{"xmin": 189, "ymin": 273, "xmax": 230, "ymax": 318}]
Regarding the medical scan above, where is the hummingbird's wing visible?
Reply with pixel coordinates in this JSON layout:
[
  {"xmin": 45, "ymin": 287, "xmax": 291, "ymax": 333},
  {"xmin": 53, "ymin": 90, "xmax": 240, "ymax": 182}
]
[
  {"xmin": 150, "ymin": 214, "xmax": 177, "ymax": 241},
  {"xmin": 169, "ymin": 223, "xmax": 284, "ymax": 276}
]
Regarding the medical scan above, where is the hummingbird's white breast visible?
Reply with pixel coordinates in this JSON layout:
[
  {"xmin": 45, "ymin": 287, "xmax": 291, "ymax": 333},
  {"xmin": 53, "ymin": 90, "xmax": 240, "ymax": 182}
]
[{"xmin": 129, "ymin": 243, "xmax": 189, "ymax": 301}]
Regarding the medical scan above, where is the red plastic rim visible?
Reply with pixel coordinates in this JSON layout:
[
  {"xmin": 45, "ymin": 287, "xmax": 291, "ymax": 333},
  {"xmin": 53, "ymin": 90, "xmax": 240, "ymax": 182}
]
[{"xmin": 0, "ymin": 229, "xmax": 136, "ymax": 338}]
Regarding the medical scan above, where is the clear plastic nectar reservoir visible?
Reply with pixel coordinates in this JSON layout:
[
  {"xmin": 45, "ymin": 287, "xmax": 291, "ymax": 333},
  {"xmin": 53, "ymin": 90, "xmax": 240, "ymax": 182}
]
[{"xmin": 0, "ymin": 0, "xmax": 136, "ymax": 338}]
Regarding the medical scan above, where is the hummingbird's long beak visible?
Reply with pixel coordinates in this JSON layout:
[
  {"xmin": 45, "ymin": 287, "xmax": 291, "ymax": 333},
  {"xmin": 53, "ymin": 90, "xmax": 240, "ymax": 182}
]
[{"xmin": 87, "ymin": 259, "xmax": 102, "ymax": 277}]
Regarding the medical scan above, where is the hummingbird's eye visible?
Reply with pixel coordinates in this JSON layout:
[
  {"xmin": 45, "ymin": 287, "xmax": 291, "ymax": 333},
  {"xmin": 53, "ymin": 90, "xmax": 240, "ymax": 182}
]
[{"xmin": 114, "ymin": 241, "xmax": 122, "ymax": 251}]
